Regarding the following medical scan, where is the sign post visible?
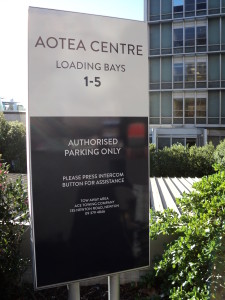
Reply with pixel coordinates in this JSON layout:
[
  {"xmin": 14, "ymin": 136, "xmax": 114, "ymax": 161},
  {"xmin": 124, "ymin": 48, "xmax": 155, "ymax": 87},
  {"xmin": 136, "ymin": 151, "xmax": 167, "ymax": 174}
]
[
  {"xmin": 68, "ymin": 282, "xmax": 80, "ymax": 300},
  {"xmin": 28, "ymin": 7, "xmax": 149, "ymax": 290},
  {"xmin": 108, "ymin": 274, "xmax": 120, "ymax": 300}
]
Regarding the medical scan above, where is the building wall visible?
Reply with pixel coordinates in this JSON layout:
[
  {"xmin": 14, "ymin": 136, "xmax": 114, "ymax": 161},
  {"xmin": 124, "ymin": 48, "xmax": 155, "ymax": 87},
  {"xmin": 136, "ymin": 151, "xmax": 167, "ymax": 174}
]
[
  {"xmin": 3, "ymin": 112, "xmax": 26, "ymax": 125},
  {"xmin": 146, "ymin": 0, "xmax": 225, "ymax": 148}
]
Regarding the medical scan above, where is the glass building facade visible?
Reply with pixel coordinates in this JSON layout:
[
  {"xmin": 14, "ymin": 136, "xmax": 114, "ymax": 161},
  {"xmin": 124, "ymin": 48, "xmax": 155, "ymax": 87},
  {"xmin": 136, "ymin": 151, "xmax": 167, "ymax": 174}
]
[{"xmin": 146, "ymin": 0, "xmax": 225, "ymax": 148}]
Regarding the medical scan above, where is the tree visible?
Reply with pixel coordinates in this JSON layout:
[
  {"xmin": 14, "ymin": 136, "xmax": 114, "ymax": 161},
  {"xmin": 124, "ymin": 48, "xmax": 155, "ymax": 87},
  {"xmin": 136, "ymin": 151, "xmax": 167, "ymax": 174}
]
[
  {"xmin": 0, "ymin": 160, "xmax": 29, "ymax": 299},
  {"xmin": 149, "ymin": 166, "xmax": 225, "ymax": 299},
  {"xmin": 0, "ymin": 113, "xmax": 26, "ymax": 173},
  {"xmin": 213, "ymin": 139, "xmax": 225, "ymax": 169},
  {"xmin": 0, "ymin": 113, "xmax": 10, "ymax": 158}
]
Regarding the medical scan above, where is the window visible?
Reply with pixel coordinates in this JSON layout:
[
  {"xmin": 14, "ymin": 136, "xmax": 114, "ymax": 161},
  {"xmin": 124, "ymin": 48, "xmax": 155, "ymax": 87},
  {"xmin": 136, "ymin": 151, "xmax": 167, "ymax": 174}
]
[
  {"xmin": 161, "ymin": 92, "xmax": 172, "ymax": 124},
  {"xmin": 197, "ymin": 62, "xmax": 206, "ymax": 88},
  {"xmin": 208, "ymin": 0, "xmax": 220, "ymax": 15},
  {"xmin": 173, "ymin": 98, "xmax": 183, "ymax": 124},
  {"xmin": 222, "ymin": 92, "xmax": 225, "ymax": 124},
  {"xmin": 185, "ymin": 27, "xmax": 195, "ymax": 53},
  {"xmin": 150, "ymin": 93, "xmax": 160, "ymax": 124},
  {"xmin": 174, "ymin": 0, "xmax": 183, "ymax": 18},
  {"xmin": 223, "ymin": 0, "xmax": 225, "ymax": 13},
  {"xmin": 173, "ymin": 59, "xmax": 206, "ymax": 89},
  {"xmin": 185, "ymin": 62, "xmax": 195, "ymax": 88},
  {"xmin": 158, "ymin": 137, "xmax": 170, "ymax": 149},
  {"xmin": 196, "ymin": 98, "xmax": 206, "ymax": 124},
  {"xmin": 185, "ymin": 98, "xmax": 195, "ymax": 124},
  {"xmin": 150, "ymin": 58, "xmax": 160, "ymax": 90},
  {"xmin": 196, "ymin": 26, "xmax": 206, "ymax": 52},
  {"xmin": 172, "ymin": 138, "xmax": 185, "ymax": 146},
  {"xmin": 150, "ymin": 0, "xmax": 160, "ymax": 21},
  {"xmin": 161, "ymin": 0, "xmax": 172, "ymax": 19},
  {"xmin": 174, "ymin": 63, "xmax": 183, "ymax": 89},
  {"xmin": 196, "ymin": 0, "xmax": 206, "ymax": 15},
  {"xmin": 173, "ymin": 28, "xmax": 183, "ymax": 53},
  {"xmin": 208, "ymin": 136, "xmax": 220, "ymax": 146},
  {"xmin": 161, "ymin": 23, "xmax": 172, "ymax": 54},
  {"xmin": 208, "ymin": 55, "xmax": 220, "ymax": 88},
  {"xmin": 208, "ymin": 91, "xmax": 219, "ymax": 124},
  {"xmin": 186, "ymin": 138, "xmax": 196, "ymax": 147},
  {"xmin": 172, "ymin": 94, "xmax": 207, "ymax": 125},
  {"xmin": 150, "ymin": 25, "xmax": 160, "ymax": 55},
  {"xmin": 185, "ymin": 0, "xmax": 195, "ymax": 17},
  {"xmin": 222, "ymin": 55, "xmax": 225, "ymax": 88},
  {"xmin": 157, "ymin": 137, "xmax": 199, "ymax": 149},
  {"xmin": 161, "ymin": 57, "xmax": 172, "ymax": 89},
  {"xmin": 222, "ymin": 18, "xmax": 225, "ymax": 50},
  {"xmin": 208, "ymin": 18, "xmax": 220, "ymax": 51}
]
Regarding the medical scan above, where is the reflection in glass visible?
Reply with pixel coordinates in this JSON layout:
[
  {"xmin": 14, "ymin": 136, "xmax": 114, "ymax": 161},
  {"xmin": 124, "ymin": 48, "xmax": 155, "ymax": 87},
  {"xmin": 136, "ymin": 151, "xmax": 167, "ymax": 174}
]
[
  {"xmin": 172, "ymin": 138, "xmax": 185, "ymax": 145},
  {"xmin": 185, "ymin": 27, "xmax": 195, "ymax": 52},
  {"xmin": 158, "ymin": 137, "xmax": 170, "ymax": 149},
  {"xmin": 185, "ymin": 63, "xmax": 195, "ymax": 88},
  {"xmin": 197, "ymin": 0, "xmax": 206, "ymax": 13},
  {"xmin": 185, "ymin": 98, "xmax": 195, "ymax": 117},
  {"xmin": 197, "ymin": 26, "xmax": 206, "ymax": 51},
  {"xmin": 174, "ymin": 63, "xmax": 183, "ymax": 82},
  {"xmin": 185, "ymin": 0, "xmax": 195, "ymax": 16},
  {"xmin": 185, "ymin": 98, "xmax": 195, "ymax": 124},
  {"xmin": 197, "ymin": 26, "xmax": 206, "ymax": 45},
  {"xmin": 197, "ymin": 62, "xmax": 206, "ymax": 87},
  {"xmin": 174, "ymin": 28, "xmax": 183, "ymax": 47},
  {"xmin": 197, "ymin": 98, "xmax": 206, "ymax": 118},
  {"xmin": 173, "ymin": 98, "xmax": 183, "ymax": 118},
  {"xmin": 150, "ymin": 24, "xmax": 160, "ymax": 55},
  {"xmin": 174, "ymin": 0, "xmax": 184, "ymax": 18}
]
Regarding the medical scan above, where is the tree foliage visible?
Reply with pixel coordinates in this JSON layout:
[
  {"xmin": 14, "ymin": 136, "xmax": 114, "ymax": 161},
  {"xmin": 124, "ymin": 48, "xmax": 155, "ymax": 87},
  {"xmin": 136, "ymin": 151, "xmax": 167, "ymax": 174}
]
[
  {"xmin": 149, "ymin": 167, "xmax": 225, "ymax": 299},
  {"xmin": 213, "ymin": 139, "xmax": 225, "ymax": 170},
  {"xmin": 0, "ymin": 113, "xmax": 26, "ymax": 173},
  {"xmin": 0, "ymin": 160, "xmax": 29, "ymax": 299}
]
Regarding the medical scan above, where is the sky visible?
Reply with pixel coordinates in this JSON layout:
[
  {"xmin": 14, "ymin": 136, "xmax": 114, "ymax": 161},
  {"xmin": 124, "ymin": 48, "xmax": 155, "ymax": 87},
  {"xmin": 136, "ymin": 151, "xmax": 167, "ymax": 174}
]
[{"xmin": 0, "ymin": 0, "xmax": 144, "ymax": 107}]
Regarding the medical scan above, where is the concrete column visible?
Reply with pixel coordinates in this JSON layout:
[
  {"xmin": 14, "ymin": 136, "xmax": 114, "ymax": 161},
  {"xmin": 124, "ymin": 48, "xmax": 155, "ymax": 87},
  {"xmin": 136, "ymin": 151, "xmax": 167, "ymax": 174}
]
[
  {"xmin": 152, "ymin": 128, "xmax": 157, "ymax": 145},
  {"xmin": 203, "ymin": 129, "xmax": 208, "ymax": 145}
]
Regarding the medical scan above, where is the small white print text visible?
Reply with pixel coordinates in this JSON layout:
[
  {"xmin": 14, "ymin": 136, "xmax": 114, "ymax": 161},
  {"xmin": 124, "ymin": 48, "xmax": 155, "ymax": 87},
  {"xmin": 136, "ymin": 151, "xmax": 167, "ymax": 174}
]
[
  {"xmin": 69, "ymin": 196, "xmax": 119, "ymax": 216},
  {"xmin": 62, "ymin": 172, "xmax": 125, "ymax": 187}
]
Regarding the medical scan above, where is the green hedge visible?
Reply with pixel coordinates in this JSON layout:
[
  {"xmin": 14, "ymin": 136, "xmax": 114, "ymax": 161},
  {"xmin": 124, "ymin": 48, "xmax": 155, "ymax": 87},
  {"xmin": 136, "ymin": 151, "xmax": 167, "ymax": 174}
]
[{"xmin": 150, "ymin": 142, "xmax": 216, "ymax": 177}]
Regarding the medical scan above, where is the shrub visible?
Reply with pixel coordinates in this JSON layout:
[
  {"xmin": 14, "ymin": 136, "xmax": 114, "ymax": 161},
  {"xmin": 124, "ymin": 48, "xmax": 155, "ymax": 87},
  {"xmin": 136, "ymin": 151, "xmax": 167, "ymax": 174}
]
[
  {"xmin": 0, "ymin": 113, "xmax": 26, "ymax": 173},
  {"xmin": 4, "ymin": 121, "xmax": 27, "ymax": 173},
  {"xmin": 188, "ymin": 143, "xmax": 215, "ymax": 177},
  {"xmin": 214, "ymin": 139, "xmax": 225, "ymax": 169},
  {"xmin": 0, "ymin": 113, "xmax": 10, "ymax": 157},
  {"xmin": 0, "ymin": 160, "xmax": 29, "ymax": 299},
  {"xmin": 150, "ymin": 143, "xmax": 189, "ymax": 177},
  {"xmin": 150, "ymin": 143, "xmax": 215, "ymax": 177},
  {"xmin": 149, "ymin": 167, "xmax": 225, "ymax": 299}
]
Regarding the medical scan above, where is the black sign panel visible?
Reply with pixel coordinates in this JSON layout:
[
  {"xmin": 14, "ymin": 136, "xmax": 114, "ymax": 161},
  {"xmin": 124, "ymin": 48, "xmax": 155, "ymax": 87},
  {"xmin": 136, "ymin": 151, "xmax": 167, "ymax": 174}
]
[{"xmin": 30, "ymin": 116, "xmax": 149, "ymax": 288}]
